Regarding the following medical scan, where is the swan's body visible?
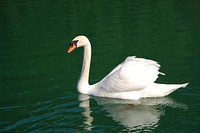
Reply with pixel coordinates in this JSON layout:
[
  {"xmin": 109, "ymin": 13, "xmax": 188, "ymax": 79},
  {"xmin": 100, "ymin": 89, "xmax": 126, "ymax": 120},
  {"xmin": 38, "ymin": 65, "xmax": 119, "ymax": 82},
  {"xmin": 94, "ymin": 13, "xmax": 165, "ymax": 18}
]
[{"xmin": 68, "ymin": 35, "xmax": 188, "ymax": 100}]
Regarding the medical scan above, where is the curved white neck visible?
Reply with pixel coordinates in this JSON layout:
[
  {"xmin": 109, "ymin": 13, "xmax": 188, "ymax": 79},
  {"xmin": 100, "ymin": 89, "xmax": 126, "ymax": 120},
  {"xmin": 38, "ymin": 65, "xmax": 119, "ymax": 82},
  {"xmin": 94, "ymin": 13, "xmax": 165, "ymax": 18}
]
[{"xmin": 77, "ymin": 42, "xmax": 92, "ymax": 94}]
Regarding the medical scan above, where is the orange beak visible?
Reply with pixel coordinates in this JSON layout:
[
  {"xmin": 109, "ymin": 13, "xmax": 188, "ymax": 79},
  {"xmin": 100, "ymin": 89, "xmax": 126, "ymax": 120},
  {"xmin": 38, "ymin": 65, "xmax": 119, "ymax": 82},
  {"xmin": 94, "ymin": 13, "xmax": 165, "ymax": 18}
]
[{"xmin": 67, "ymin": 43, "xmax": 76, "ymax": 53}]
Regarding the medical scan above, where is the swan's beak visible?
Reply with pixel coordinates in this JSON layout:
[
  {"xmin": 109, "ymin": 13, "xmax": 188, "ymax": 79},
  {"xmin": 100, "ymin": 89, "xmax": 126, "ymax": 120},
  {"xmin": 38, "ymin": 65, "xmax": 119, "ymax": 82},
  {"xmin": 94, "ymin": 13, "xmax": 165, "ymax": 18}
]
[{"xmin": 67, "ymin": 44, "xmax": 76, "ymax": 53}]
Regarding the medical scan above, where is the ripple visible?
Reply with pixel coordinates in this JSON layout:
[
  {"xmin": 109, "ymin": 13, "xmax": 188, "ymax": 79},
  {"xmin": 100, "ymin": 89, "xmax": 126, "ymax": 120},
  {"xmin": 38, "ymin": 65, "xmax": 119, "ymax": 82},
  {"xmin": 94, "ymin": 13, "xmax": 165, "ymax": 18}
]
[
  {"xmin": 0, "ymin": 92, "xmax": 82, "ymax": 132},
  {"xmin": 1, "ymin": 111, "xmax": 57, "ymax": 132},
  {"xmin": 0, "ymin": 105, "xmax": 20, "ymax": 110}
]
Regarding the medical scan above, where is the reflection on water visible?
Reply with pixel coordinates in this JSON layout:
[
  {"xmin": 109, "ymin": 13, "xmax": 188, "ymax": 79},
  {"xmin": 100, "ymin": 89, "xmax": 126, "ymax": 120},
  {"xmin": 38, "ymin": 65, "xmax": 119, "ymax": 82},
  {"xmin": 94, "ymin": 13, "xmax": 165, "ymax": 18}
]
[
  {"xmin": 79, "ymin": 95, "xmax": 94, "ymax": 131},
  {"xmin": 79, "ymin": 94, "xmax": 187, "ymax": 132}
]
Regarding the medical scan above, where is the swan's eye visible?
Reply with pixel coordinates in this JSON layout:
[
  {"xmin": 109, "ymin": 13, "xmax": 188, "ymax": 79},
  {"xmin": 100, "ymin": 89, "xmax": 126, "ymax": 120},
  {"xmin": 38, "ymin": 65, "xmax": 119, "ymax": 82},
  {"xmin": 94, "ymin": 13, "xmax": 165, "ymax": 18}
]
[{"xmin": 69, "ymin": 40, "xmax": 79, "ymax": 47}]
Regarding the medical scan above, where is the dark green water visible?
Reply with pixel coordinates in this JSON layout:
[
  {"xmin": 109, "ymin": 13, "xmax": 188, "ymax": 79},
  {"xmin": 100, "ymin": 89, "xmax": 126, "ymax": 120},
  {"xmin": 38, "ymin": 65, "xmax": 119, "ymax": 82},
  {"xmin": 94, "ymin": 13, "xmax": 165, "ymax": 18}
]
[{"xmin": 0, "ymin": 0, "xmax": 200, "ymax": 132}]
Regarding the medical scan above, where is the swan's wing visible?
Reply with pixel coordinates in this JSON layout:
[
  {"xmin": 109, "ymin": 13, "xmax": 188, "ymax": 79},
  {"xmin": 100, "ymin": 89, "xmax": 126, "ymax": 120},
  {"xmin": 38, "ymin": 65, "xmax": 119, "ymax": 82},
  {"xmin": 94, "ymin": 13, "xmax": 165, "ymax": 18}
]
[
  {"xmin": 98, "ymin": 56, "xmax": 164, "ymax": 92},
  {"xmin": 102, "ymin": 56, "xmax": 136, "ymax": 79}
]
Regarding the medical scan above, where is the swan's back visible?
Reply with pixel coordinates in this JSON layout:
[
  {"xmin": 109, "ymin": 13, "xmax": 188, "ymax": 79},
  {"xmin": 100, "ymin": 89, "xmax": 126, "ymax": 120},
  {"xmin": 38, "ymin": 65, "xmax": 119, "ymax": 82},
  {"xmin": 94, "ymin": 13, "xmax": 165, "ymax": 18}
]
[{"xmin": 97, "ymin": 56, "xmax": 163, "ymax": 93}]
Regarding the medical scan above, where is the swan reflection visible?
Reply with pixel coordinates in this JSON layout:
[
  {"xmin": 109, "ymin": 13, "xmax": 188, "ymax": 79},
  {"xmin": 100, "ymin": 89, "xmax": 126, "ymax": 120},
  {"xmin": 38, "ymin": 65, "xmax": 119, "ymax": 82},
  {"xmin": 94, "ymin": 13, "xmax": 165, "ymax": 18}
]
[{"xmin": 79, "ymin": 94, "xmax": 187, "ymax": 131}]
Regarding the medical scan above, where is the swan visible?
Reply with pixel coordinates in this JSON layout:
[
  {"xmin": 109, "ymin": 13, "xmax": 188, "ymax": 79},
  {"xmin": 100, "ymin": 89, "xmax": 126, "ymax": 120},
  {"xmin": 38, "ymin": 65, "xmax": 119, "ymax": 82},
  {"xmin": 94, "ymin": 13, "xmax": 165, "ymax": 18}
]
[{"xmin": 67, "ymin": 35, "xmax": 188, "ymax": 100}]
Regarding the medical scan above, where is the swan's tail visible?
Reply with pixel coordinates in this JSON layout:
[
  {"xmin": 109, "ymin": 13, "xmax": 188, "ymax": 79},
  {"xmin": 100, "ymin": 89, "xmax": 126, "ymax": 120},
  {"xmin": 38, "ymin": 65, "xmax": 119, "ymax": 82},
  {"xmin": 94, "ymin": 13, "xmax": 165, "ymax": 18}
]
[{"xmin": 141, "ymin": 83, "xmax": 188, "ymax": 98}]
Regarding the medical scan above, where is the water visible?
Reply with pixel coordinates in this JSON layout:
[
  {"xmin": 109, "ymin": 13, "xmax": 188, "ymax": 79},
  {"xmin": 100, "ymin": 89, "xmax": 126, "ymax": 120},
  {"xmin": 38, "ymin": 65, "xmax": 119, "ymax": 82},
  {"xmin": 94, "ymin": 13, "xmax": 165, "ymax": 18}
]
[{"xmin": 0, "ymin": 0, "xmax": 200, "ymax": 132}]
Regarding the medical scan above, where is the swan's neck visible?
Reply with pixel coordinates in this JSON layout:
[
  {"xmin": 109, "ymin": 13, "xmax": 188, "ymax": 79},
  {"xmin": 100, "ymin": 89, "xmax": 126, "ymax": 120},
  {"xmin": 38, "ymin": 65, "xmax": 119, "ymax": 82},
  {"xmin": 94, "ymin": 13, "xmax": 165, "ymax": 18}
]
[{"xmin": 78, "ymin": 43, "xmax": 92, "ymax": 94}]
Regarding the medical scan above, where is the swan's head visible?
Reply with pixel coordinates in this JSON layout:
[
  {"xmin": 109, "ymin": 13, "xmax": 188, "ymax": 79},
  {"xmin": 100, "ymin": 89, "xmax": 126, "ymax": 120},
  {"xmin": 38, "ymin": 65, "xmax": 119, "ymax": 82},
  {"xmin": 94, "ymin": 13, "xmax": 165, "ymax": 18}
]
[{"xmin": 67, "ymin": 35, "xmax": 90, "ymax": 53}]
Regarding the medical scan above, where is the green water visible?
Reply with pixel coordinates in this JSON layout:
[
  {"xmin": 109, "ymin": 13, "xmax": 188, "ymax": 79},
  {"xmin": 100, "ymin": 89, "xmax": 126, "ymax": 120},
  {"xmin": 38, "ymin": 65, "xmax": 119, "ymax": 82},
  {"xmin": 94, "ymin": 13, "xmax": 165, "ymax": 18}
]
[{"xmin": 0, "ymin": 0, "xmax": 200, "ymax": 132}]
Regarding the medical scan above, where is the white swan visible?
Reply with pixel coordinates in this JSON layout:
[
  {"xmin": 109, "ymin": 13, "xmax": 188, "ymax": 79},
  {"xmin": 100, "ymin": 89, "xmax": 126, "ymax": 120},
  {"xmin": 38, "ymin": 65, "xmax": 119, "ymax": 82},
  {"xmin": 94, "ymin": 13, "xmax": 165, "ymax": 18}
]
[{"xmin": 68, "ymin": 35, "xmax": 188, "ymax": 100}]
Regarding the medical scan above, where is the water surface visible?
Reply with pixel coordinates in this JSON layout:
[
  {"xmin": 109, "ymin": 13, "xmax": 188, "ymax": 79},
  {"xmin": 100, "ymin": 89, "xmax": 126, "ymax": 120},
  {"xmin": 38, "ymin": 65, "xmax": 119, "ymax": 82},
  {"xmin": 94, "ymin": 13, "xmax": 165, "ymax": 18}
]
[{"xmin": 0, "ymin": 0, "xmax": 200, "ymax": 132}]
